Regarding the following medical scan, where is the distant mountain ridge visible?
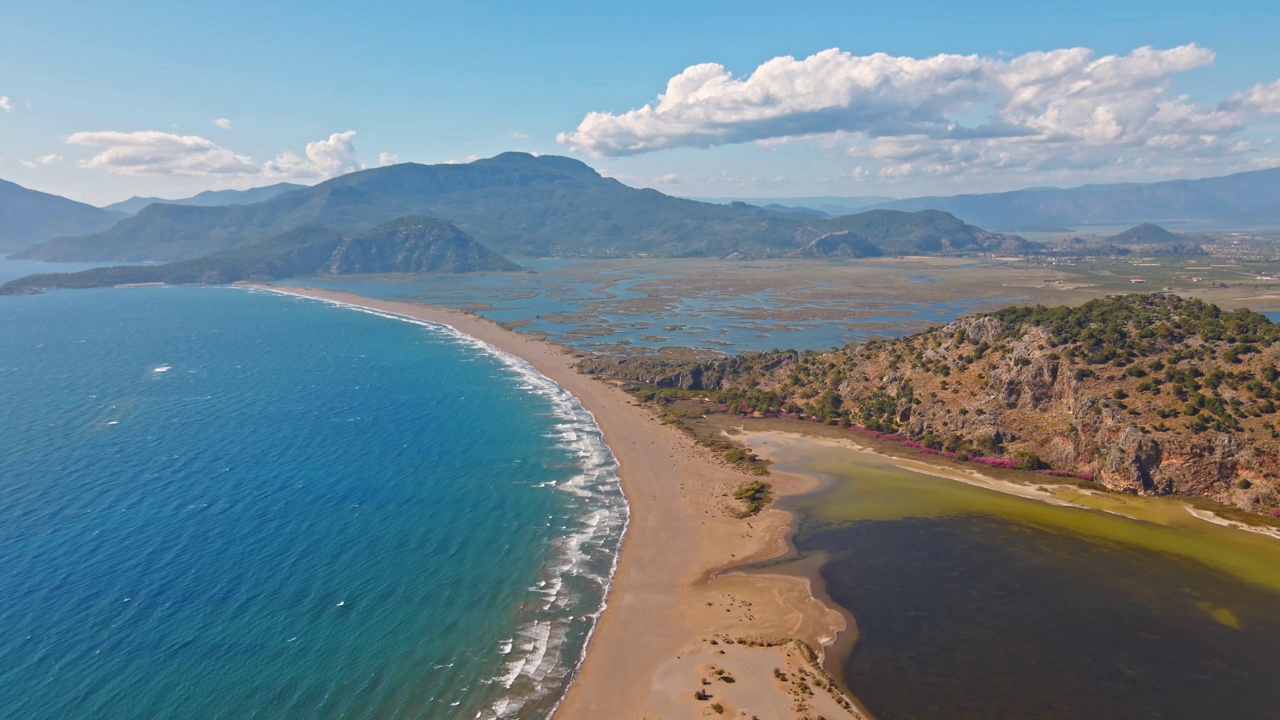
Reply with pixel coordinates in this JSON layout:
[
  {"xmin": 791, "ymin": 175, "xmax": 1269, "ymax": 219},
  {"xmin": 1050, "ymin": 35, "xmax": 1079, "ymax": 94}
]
[
  {"xmin": 0, "ymin": 180, "xmax": 126, "ymax": 253},
  {"xmin": 869, "ymin": 167, "xmax": 1280, "ymax": 230},
  {"xmin": 16, "ymin": 153, "xmax": 1028, "ymax": 262},
  {"xmin": 690, "ymin": 195, "xmax": 897, "ymax": 218},
  {"xmin": 0, "ymin": 216, "xmax": 518, "ymax": 294},
  {"xmin": 103, "ymin": 183, "xmax": 307, "ymax": 215}
]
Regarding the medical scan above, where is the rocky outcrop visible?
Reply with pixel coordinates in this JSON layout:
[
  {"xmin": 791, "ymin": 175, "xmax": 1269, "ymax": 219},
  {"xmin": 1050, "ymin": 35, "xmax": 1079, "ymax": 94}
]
[{"xmin": 609, "ymin": 296, "xmax": 1280, "ymax": 515}]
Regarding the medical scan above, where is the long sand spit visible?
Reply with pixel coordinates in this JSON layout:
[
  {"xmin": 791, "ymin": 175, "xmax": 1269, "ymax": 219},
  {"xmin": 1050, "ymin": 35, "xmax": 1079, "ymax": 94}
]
[{"xmin": 254, "ymin": 286, "xmax": 864, "ymax": 720}]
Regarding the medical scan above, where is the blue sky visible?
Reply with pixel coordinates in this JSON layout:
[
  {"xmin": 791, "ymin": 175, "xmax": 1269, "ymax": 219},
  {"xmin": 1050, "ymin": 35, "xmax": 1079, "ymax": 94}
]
[{"xmin": 2, "ymin": 0, "xmax": 1278, "ymax": 205}]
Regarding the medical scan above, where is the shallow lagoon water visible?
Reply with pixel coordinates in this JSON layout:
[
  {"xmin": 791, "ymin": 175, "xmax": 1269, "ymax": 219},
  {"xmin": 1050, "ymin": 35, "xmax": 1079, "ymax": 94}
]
[
  {"xmin": 750, "ymin": 433, "xmax": 1280, "ymax": 720},
  {"xmin": 285, "ymin": 262, "xmax": 1014, "ymax": 353}
]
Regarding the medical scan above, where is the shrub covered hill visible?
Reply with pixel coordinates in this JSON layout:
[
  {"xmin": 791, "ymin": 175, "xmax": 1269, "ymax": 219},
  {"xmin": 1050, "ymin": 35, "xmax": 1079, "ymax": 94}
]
[
  {"xmin": 0, "ymin": 216, "xmax": 518, "ymax": 294},
  {"xmin": 582, "ymin": 294, "xmax": 1280, "ymax": 515},
  {"xmin": 15, "ymin": 153, "xmax": 1032, "ymax": 262}
]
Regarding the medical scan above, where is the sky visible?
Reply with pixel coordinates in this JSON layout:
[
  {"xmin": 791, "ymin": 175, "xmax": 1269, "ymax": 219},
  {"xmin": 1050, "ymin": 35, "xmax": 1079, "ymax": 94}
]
[{"xmin": 2, "ymin": 0, "xmax": 1279, "ymax": 206}]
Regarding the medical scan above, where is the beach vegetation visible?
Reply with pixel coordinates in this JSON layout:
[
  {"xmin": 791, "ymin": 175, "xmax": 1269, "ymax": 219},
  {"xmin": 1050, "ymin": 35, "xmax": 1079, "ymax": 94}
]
[{"xmin": 732, "ymin": 480, "xmax": 772, "ymax": 517}]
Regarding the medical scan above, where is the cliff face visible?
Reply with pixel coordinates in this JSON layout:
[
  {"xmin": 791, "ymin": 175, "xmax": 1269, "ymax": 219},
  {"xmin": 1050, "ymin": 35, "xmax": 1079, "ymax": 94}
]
[
  {"xmin": 583, "ymin": 295, "xmax": 1280, "ymax": 515},
  {"xmin": 885, "ymin": 313, "xmax": 1274, "ymax": 507}
]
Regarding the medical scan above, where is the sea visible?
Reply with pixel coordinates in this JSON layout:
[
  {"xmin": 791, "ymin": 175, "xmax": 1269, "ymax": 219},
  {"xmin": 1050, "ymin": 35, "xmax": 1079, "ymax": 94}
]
[{"xmin": 0, "ymin": 258, "xmax": 626, "ymax": 719}]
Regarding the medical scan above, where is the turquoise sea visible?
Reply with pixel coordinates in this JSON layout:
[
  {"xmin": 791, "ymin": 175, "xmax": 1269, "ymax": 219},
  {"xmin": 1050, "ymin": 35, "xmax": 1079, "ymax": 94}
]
[{"xmin": 0, "ymin": 260, "xmax": 626, "ymax": 719}]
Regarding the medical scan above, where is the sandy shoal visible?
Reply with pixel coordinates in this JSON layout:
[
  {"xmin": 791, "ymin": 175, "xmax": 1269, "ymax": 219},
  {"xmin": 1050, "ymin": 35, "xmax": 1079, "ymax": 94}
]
[{"xmin": 253, "ymin": 286, "xmax": 863, "ymax": 719}]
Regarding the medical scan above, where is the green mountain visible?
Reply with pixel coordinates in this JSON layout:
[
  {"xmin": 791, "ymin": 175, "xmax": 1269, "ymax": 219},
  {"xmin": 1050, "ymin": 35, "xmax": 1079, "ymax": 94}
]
[
  {"xmin": 0, "ymin": 179, "xmax": 126, "ymax": 253},
  {"xmin": 0, "ymin": 216, "xmax": 518, "ymax": 294},
  {"xmin": 16, "ymin": 153, "xmax": 1027, "ymax": 262},
  {"xmin": 824, "ymin": 209, "xmax": 1034, "ymax": 253},
  {"xmin": 102, "ymin": 182, "xmax": 307, "ymax": 215},
  {"xmin": 791, "ymin": 230, "xmax": 882, "ymax": 258},
  {"xmin": 1106, "ymin": 223, "xmax": 1182, "ymax": 244}
]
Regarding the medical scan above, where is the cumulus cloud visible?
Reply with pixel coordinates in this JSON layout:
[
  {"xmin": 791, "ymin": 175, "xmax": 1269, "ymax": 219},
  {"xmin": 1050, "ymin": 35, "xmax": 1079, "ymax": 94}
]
[
  {"xmin": 68, "ymin": 131, "xmax": 260, "ymax": 176},
  {"xmin": 0, "ymin": 96, "xmax": 11, "ymax": 112},
  {"xmin": 213, "ymin": 117, "xmax": 232, "ymax": 130},
  {"xmin": 1223, "ymin": 79, "xmax": 1280, "ymax": 115},
  {"xmin": 378, "ymin": 151, "xmax": 399, "ymax": 166},
  {"xmin": 559, "ymin": 44, "xmax": 1280, "ymax": 179},
  {"xmin": 66, "ymin": 129, "xmax": 369, "ymax": 181},
  {"xmin": 263, "ymin": 130, "xmax": 359, "ymax": 179}
]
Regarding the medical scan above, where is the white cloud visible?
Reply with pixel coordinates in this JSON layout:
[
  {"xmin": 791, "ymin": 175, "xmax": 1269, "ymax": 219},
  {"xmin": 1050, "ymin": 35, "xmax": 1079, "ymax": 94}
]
[
  {"xmin": 68, "ymin": 130, "xmax": 260, "ymax": 176},
  {"xmin": 559, "ymin": 44, "xmax": 1280, "ymax": 180},
  {"xmin": 1223, "ymin": 79, "xmax": 1280, "ymax": 115},
  {"xmin": 20, "ymin": 153, "xmax": 64, "ymax": 169},
  {"xmin": 443, "ymin": 154, "xmax": 480, "ymax": 165},
  {"xmin": 0, "ymin": 96, "xmax": 11, "ymax": 113},
  {"xmin": 378, "ymin": 151, "xmax": 399, "ymax": 166},
  {"xmin": 213, "ymin": 117, "xmax": 232, "ymax": 130},
  {"xmin": 66, "ymin": 129, "xmax": 366, "ymax": 181},
  {"xmin": 263, "ymin": 130, "xmax": 359, "ymax": 179},
  {"xmin": 507, "ymin": 131, "xmax": 530, "ymax": 139}
]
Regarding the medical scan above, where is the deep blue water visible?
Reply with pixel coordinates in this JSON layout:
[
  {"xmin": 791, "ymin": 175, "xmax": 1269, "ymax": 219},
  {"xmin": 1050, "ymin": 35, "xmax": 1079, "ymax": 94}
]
[{"xmin": 0, "ymin": 276, "xmax": 625, "ymax": 718}]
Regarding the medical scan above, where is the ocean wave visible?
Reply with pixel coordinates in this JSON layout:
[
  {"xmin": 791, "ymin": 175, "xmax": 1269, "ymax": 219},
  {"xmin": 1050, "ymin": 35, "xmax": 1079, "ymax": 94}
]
[{"xmin": 249, "ymin": 288, "xmax": 630, "ymax": 719}]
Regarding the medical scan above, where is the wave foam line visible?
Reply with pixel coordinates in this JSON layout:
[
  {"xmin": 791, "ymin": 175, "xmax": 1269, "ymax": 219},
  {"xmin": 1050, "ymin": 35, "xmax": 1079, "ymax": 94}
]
[{"xmin": 246, "ymin": 287, "xmax": 631, "ymax": 719}]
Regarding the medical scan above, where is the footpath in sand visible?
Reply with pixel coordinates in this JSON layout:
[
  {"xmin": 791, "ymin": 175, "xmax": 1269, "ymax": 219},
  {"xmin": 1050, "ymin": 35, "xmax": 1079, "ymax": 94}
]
[{"xmin": 256, "ymin": 286, "xmax": 865, "ymax": 720}]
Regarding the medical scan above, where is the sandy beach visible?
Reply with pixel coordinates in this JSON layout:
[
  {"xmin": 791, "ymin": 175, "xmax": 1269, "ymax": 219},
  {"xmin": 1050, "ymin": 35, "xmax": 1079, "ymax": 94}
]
[{"xmin": 254, "ymin": 286, "xmax": 864, "ymax": 719}]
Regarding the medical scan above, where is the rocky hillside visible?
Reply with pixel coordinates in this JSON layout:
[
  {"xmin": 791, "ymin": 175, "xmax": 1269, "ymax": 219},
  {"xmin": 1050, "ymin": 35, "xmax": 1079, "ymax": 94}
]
[{"xmin": 582, "ymin": 295, "xmax": 1280, "ymax": 515}]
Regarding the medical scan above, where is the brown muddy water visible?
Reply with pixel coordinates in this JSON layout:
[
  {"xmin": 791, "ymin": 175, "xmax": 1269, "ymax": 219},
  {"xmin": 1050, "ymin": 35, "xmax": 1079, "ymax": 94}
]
[{"xmin": 746, "ymin": 432, "xmax": 1280, "ymax": 720}]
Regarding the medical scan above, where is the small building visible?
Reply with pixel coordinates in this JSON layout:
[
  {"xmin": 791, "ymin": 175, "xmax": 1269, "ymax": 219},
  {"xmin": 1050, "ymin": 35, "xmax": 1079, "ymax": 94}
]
[{"xmin": 1129, "ymin": 278, "xmax": 1146, "ymax": 284}]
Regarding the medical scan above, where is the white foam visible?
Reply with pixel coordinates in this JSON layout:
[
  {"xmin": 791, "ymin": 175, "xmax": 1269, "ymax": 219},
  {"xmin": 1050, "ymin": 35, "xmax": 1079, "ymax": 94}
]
[
  {"xmin": 247, "ymin": 287, "xmax": 633, "ymax": 719},
  {"xmin": 153, "ymin": 366, "xmax": 171, "ymax": 373}
]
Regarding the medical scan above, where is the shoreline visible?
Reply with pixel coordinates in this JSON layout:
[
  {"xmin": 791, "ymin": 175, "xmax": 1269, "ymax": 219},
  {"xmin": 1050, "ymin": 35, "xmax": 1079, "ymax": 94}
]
[
  {"xmin": 718, "ymin": 414, "xmax": 1280, "ymax": 540},
  {"xmin": 250, "ymin": 285, "xmax": 865, "ymax": 719}
]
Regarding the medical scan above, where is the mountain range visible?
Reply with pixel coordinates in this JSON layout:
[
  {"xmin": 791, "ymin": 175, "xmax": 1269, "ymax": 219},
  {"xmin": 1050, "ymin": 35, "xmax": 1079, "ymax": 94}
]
[
  {"xmin": 12, "ymin": 153, "xmax": 1029, "ymax": 262},
  {"xmin": 3, "ymin": 156, "xmax": 1277, "ymax": 265},
  {"xmin": 865, "ymin": 168, "xmax": 1280, "ymax": 230},
  {"xmin": 102, "ymin": 183, "xmax": 307, "ymax": 216}
]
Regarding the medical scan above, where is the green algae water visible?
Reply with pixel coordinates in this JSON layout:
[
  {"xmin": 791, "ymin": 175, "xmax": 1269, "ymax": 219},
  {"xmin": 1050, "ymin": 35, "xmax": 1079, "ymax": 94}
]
[
  {"xmin": 748, "ymin": 433, "xmax": 1280, "ymax": 720},
  {"xmin": 0, "ymin": 269, "xmax": 626, "ymax": 719}
]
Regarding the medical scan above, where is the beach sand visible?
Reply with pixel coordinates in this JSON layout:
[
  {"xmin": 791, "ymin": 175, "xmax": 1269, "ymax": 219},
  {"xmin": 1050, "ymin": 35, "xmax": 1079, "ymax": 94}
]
[{"xmin": 253, "ymin": 286, "xmax": 864, "ymax": 720}]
